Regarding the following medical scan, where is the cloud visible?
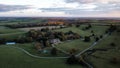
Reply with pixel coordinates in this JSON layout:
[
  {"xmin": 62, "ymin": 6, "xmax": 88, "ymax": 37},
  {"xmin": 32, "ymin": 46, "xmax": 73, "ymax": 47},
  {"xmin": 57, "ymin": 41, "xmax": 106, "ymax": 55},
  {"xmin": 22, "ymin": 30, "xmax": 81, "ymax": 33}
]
[
  {"xmin": 64, "ymin": 0, "xmax": 120, "ymax": 4},
  {"xmin": 0, "ymin": 4, "xmax": 31, "ymax": 12},
  {"xmin": 94, "ymin": 2, "xmax": 120, "ymax": 11},
  {"xmin": 65, "ymin": 0, "xmax": 95, "ymax": 4},
  {"xmin": 40, "ymin": 7, "xmax": 101, "ymax": 15},
  {"xmin": 40, "ymin": 3, "xmax": 120, "ymax": 15},
  {"xmin": 40, "ymin": 0, "xmax": 120, "ymax": 16}
]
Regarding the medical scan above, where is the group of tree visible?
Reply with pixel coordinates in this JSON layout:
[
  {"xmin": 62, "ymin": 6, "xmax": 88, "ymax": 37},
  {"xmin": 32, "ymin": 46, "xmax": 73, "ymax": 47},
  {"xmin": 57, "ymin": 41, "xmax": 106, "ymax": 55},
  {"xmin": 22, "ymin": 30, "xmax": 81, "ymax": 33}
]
[
  {"xmin": 82, "ymin": 24, "xmax": 92, "ymax": 30},
  {"xmin": 0, "ymin": 36, "xmax": 34, "ymax": 45},
  {"xmin": 84, "ymin": 34, "xmax": 104, "ymax": 42},
  {"xmin": 0, "ymin": 28, "xmax": 80, "ymax": 45},
  {"xmin": 26, "ymin": 29, "xmax": 81, "ymax": 48},
  {"xmin": 5, "ymin": 23, "xmax": 64, "ymax": 29},
  {"xmin": 105, "ymin": 25, "xmax": 117, "ymax": 34},
  {"xmin": 66, "ymin": 55, "xmax": 87, "ymax": 66}
]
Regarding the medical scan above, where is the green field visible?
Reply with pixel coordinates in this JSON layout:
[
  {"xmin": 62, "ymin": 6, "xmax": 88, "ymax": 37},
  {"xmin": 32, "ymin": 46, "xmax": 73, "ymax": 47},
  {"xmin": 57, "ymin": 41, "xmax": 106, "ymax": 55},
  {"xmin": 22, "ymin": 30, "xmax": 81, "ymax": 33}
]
[
  {"xmin": 12, "ymin": 43, "xmax": 68, "ymax": 57},
  {"xmin": 0, "ymin": 26, "xmax": 23, "ymax": 34},
  {"xmin": 0, "ymin": 26, "xmax": 26, "ymax": 39},
  {"xmin": 0, "ymin": 24, "xmax": 119, "ymax": 68},
  {"xmin": 54, "ymin": 25, "xmax": 109, "ymax": 53},
  {"xmin": 89, "ymin": 31, "xmax": 120, "ymax": 68},
  {"xmin": 0, "ymin": 46, "xmax": 83, "ymax": 68}
]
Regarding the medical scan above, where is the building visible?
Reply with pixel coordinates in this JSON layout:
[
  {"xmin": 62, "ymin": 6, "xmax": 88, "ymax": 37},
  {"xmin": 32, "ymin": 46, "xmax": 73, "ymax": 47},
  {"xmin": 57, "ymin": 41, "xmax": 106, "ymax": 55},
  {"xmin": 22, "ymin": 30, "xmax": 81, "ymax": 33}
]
[{"xmin": 49, "ymin": 38, "xmax": 61, "ymax": 45}]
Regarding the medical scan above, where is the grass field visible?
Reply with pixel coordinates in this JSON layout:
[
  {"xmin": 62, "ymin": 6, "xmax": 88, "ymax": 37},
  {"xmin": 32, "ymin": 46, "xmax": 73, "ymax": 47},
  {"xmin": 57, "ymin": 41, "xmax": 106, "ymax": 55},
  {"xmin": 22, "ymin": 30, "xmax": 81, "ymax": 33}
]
[
  {"xmin": 0, "ymin": 26, "xmax": 24, "ymax": 34},
  {"xmin": 0, "ymin": 24, "xmax": 119, "ymax": 68},
  {"xmin": 55, "ymin": 25, "xmax": 109, "ymax": 36},
  {"xmin": 0, "ymin": 26, "xmax": 26, "ymax": 40},
  {"xmin": 0, "ymin": 46, "xmax": 82, "ymax": 68},
  {"xmin": 55, "ymin": 39, "xmax": 92, "ymax": 54},
  {"xmin": 55, "ymin": 25, "xmax": 109, "ymax": 53},
  {"xmin": 12, "ymin": 43, "xmax": 68, "ymax": 57},
  {"xmin": 0, "ymin": 32, "xmax": 26, "ymax": 40},
  {"xmin": 89, "ymin": 31, "xmax": 120, "ymax": 68}
]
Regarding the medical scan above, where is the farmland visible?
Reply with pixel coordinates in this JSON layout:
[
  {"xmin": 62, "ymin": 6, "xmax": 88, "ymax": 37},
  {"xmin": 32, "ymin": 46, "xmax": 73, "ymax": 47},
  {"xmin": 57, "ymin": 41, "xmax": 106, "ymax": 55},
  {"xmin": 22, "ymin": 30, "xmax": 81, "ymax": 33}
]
[{"xmin": 0, "ymin": 18, "xmax": 120, "ymax": 68}]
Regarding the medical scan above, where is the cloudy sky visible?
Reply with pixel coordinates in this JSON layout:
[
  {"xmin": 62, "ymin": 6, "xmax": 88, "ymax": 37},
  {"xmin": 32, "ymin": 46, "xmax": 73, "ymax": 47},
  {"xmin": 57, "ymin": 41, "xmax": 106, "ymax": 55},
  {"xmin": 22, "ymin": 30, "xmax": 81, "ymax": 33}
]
[{"xmin": 0, "ymin": 0, "xmax": 120, "ymax": 17}]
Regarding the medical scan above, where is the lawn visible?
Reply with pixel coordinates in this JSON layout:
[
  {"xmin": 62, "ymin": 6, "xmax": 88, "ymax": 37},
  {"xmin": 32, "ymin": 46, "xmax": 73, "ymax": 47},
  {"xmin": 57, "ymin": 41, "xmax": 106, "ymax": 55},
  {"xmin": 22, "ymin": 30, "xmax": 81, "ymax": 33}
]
[
  {"xmin": 0, "ymin": 26, "xmax": 24, "ymax": 34},
  {"xmin": 88, "ymin": 30, "xmax": 120, "ymax": 68},
  {"xmin": 55, "ymin": 25, "xmax": 109, "ymax": 53},
  {"xmin": 0, "ymin": 26, "xmax": 26, "ymax": 40},
  {"xmin": 55, "ymin": 39, "xmax": 93, "ymax": 54},
  {"xmin": 0, "ymin": 32, "xmax": 26, "ymax": 40},
  {"xmin": 55, "ymin": 25, "xmax": 91, "ymax": 36},
  {"xmin": 0, "ymin": 46, "xmax": 83, "ymax": 68},
  {"xmin": 12, "ymin": 43, "xmax": 68, "ymax": 57}
]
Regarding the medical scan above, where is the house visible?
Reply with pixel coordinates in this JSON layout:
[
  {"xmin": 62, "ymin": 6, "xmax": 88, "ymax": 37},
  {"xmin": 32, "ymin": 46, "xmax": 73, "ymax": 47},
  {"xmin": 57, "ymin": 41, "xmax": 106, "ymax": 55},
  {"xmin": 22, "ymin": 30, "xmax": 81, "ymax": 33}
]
[
  {"xmin": 49, "ymin": 38, "xmax": 61, "ymax": 45},
  {"xmin": 6, "ymin": 42, "xmax": 16, "ymax": 45}
]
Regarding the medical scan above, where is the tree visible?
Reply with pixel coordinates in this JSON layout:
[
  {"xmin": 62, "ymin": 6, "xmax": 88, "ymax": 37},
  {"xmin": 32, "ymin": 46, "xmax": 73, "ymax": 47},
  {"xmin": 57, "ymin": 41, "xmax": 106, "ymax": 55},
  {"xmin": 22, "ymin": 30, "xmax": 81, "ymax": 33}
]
[
  {"xmin": 110, "ymin": 42, "xmax": 116, "ymax": 47},
  {"xmin": 26, "ymin": 37, "xmax": 33, "ymax": 42},
  {"xmin": 91, "ymin": 30, "xmax": 94, "ymax": 33},
  {"xmin": 69, "ymin": 48, "xmax": 77, "ymax": 54},
  {"xmin": 100, "ymin": 35, "xmax": 103, "ymax": 38},
  {"xmin": 84, "ymin": 36, "xmax": 91, "ymax": 42},
  {"xmin": 95, "ymin": 37, "xmax": 99, "ymax": 42},
  {"xmin": 45, "ymin": 40, "xmax": 50, "ymax": 47},
  {"xmin": 51, "ymin": 47, "xmax": 57, "ymax": 56},
  {"xmin": 0, "ymin": 38, "xmax": 6, "ymax": 44},
  {"xmin": 110, "ymin": 57, "xmax": 119, "ymax": 64},
  {"xmin": 88, "ymin": 24, "xmax": 92, "ymax": 28},
  {"xmin": 76, "ymin": 24, "xmax": 80, "ymax": 28},
  {"xmin": 35, "ymin": 42, "xmax": 42, "ymax": 51},
  {"xmin": 17, "ymin": 36, "xmax": 26, "ymax": 43},
  {"xmin": 92, "ymin": 33, "xmax": 95, "ymax": 36},
  {"xmin": 66, "ymin": 55, "xmax": 78, "ymax": 64}
]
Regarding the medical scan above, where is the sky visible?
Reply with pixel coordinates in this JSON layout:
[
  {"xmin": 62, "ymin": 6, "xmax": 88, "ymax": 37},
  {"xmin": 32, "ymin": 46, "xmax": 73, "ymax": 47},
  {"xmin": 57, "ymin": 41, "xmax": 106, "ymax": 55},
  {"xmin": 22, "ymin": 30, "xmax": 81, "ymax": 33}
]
[{"xmin": 0, "ymin": 0, "xmax": 120, "ymax": 17}]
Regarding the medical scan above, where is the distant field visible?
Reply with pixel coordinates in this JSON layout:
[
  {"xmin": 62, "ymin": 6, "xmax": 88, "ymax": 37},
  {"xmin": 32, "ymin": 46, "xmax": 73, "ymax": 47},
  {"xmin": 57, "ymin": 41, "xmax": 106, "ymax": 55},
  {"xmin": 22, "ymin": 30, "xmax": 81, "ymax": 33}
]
[
  {"xmin": 0, "ymin": 26, "xmax": 26, "ymax": 39},
  {"xmin": 0, "ymin": 26, "xmax": 24, "ymax": 34},
  {"xmin": 55, "ymin": 25, "xmax": 109, "ymax": 36},
  {"xmin": 18, "ymin": 26, "xmax": 63, "ymax": 31},
  {"xmin": 0, "ymin": 32, "xmax": 26, "ymax": 40},
  {"xmin": 0, "ymin": 18, "xmax": 46, "ymax": 25}
]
